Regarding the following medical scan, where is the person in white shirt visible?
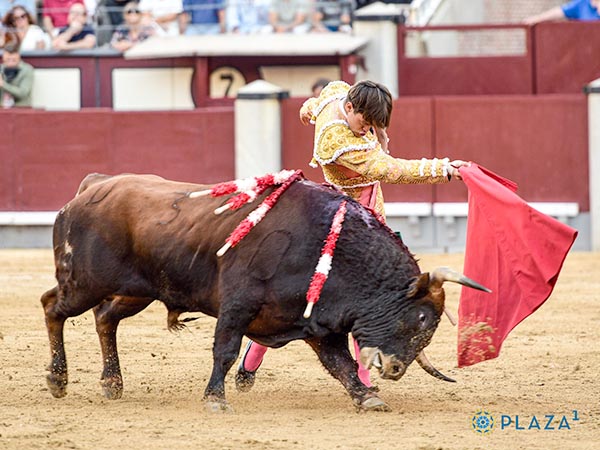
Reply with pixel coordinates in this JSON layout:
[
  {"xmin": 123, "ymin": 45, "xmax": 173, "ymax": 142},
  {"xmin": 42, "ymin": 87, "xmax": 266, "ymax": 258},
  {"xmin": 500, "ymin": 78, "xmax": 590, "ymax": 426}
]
[
  {"xmin": 139, "ymin": 0, "xmax": 183, "ymax": 35},
  {"xmin": 2, "ymin": 5, "xmax": 51, "ymax": 50}
]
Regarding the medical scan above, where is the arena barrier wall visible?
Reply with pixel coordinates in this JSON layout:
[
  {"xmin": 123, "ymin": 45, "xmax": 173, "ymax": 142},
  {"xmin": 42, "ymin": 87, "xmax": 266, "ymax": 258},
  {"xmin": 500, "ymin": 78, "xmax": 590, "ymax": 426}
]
[
  {"xmin": 282, "ymin": 94, "xmax": 588, "ymax": 208},
  {"xmin": 0, "ymin": 108, "xmax": 235, "ymax": 212},
  {"xmin": 395, "ymin": 22, "xmax": 600, "ymax": 97},
  {"xmin": 281, "ymin": 94, "xmax": 588, "ymax": 251},
  {"xmin": 0, "ymin": 94, "xmax": 589, "ymax": 250}
]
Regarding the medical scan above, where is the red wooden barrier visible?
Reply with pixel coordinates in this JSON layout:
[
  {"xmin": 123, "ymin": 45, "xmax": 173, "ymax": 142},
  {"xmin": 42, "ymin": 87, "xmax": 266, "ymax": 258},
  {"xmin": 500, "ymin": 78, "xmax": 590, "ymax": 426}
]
[
  {"xmin": 0, "ymin": 108, "xmax": 235, "ymax": 211},
  {"xmin": 434, "ymin": 94, "xmax": 589, "ymax": 210},
  {"xmin": 282, "ymin": 94, "xmax": 589, "ymax": 210},
  {"xmin": 398, "ymin": 24, "xmax": 534, "ymax": 96},
  {"xmin": 1, "ymin": 94, "xmax": 589, "ymax": 212},
  {"xmin": 397, "ymin": 22, "xmax": 600, "ymax": 96},
  {"xmin": 534, "ymin": 22, "xmax": 600, "ymax": 94}
]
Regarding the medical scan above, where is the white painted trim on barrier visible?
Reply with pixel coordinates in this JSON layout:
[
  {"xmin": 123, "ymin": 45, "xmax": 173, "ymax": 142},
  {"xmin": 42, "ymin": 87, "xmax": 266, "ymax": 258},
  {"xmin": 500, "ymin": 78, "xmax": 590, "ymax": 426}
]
[
  {"xmin": 384, "ymin": 202, "xmax": 432, "ymax": 217},
  {"xmin": 0, "ymin": 202, "xmax": 578, "ymax": 226},
  {"xmin": 432, "ymin": 202, "xmax": 579, "ymax": 219},
  {"xmin": 0, "ymin": 211, "xmax": 57, "ymax": 226},
  {"xmin": 529, "ymin": 202, "xmax": 579, "ymax": 218},
  {"xmin": 432, "ymin": 202, "xmax": 468, "ymax": 217}
]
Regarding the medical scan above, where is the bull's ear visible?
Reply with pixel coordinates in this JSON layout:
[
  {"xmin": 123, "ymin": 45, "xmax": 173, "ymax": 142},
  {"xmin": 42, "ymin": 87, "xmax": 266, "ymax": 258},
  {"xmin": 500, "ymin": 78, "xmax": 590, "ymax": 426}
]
[{"xmin": 406, "ymin": 273, "xmax": 430, "ymax": 299}]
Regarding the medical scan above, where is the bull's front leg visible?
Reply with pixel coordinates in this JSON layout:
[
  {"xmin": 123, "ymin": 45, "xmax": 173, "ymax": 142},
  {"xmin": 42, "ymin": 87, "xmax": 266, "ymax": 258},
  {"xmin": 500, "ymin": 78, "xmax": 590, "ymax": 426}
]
[
  {"xmin": 306, "ymin": 334, "xmax": 391, "ymax": 412},
  {"xmin": 203, "ymin": 314, "xmax": 246, "ymax": 413}
]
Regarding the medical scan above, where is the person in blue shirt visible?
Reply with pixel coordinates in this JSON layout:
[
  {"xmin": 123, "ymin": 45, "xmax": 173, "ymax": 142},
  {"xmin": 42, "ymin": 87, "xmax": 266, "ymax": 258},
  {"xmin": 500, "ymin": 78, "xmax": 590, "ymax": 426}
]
[
  {"xmin": 180, "ymin": 0, "xmax": 224, "ymax": 35},
  {"xmin": 225, "ymin": 0, "xmax": 270, "ymax": 34},
  {"xmin": 524, "ymin": 0, "xmax": 599, "ymax": 24},
  {"xmin": 52, "ymin": 3, "xmax": 96, "ymax": 50}
]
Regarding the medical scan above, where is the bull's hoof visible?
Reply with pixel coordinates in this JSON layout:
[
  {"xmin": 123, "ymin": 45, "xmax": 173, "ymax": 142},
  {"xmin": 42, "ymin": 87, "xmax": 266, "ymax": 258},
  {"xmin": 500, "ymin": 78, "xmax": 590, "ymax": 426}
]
[
  {"xmin": 234, "ymin": 367, "xmax": 256, "ymax": 393},
  {"xmin": 357, "ymin": 396, "xmax": 391, "ymax": 412},
  {"xmin": 100, "ymin": 377, "xmax": 123, "ymax": 400},
  {"xmin": 204, "ymin": 396, "xmax": 233, "ymax": 414},
  {"xmin": 46, "ymin": 373, "xmax": 68, "ymax": 398}
]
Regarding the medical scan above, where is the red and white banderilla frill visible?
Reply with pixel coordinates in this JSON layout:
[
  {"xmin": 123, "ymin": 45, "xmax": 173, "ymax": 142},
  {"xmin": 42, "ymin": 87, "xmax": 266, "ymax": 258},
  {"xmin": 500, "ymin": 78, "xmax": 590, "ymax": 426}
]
[{"xmin": 304, "ymin": 200, "xmax": 347, "ymax": 318}]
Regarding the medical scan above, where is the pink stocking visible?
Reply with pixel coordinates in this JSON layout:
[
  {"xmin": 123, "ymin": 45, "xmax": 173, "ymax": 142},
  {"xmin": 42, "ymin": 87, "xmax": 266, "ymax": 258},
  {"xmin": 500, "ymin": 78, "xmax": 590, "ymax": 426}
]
[
  {"xmin": 353, "ymin": 338, "xmax": 372, "ymax": 387},
  {"xmin": 242, "ymin": 341, "xmax": 268, "ymax": 372}
]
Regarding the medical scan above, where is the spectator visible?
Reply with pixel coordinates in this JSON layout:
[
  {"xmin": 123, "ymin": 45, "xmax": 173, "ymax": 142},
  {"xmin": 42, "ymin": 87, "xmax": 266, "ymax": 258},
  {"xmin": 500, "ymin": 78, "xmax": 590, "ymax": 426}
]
[
  {"xmin": 139, "ymin": 0, "xmax": 182, "ymax": 36},
  {"xmin": 2, "ymin": 5, "xmax": 51, "ymax": 50},
  {"xmin": 103, "ymin": 0, "xmax": 130, "ymax": 27},
  {"xmin": 311, "ymin": 77, "xmax": 329, "ymax": 96},
  {"xmin": 180, "ymin": 0, "xmax": 224, "ymax": 35},
  {"xmin": 225, "ymin": 0, "xmax": 270, "ymax": 34},
  {"xmin": 42, "ymin": 0, "xmax": 84, "ymax": 35},
  {"xmin": 268, "ymin": 0, "xmax": 310, "ymax": 34},
  {"xmin": 52, "ymin": 2, "xmax": 96, "ymax": 49},
  {"xmin": 110, "ymin": 1, "xmax": 154, "ymax": 51},
  {"xmin": 523, "ymin": 0, "xmax": 599, "ymax": 24},
  {"xmin": 311, "ymin": 0, "xmax": 352, "ymax": 33},
  {"xmin": 0, "ymin": 0, "xmax": 37, "ymax": 20},
  {"xmin": 0, "ymin": 40, "xmax": 34, "ymax": 107},
  {"xmin": 83, "ymin": 0, "xmax": 98, "ymax": 23}
]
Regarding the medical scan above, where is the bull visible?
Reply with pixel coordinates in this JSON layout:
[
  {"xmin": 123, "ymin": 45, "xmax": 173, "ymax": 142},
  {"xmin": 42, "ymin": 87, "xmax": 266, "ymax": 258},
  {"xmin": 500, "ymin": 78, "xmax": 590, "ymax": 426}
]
[{"xmin": 41, "ymin": 173, "xmax": 489, "ymax": 412}]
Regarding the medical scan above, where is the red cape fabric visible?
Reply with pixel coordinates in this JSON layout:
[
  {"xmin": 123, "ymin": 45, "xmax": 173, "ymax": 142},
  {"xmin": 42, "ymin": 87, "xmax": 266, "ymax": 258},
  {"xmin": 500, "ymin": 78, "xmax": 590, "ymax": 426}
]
[{"xmin": 457, "ymin": 164, "xmax": 578, "ymax": 367}]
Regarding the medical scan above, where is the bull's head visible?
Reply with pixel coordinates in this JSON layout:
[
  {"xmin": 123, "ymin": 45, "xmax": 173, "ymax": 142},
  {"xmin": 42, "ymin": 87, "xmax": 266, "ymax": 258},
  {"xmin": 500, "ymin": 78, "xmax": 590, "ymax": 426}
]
[{"xmin": 359, "ymin": 267, "xmax": 490, "ymax": 382}]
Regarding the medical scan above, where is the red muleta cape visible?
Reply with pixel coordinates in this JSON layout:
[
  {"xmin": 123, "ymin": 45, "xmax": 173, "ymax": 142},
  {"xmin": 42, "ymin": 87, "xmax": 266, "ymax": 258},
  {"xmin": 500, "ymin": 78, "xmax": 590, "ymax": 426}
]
[{"xmin": 457, "ymin": 164, "xmax": 578, "ymax": 367}]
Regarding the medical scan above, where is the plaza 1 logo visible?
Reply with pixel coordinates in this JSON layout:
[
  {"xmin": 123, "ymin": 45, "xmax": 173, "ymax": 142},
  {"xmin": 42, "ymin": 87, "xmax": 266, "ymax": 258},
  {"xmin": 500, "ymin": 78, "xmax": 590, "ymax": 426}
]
[
  {"xmin": 471, "ymin": 410, "xmax": 580, "ymax": 434},
  {"xmin": 471, "ymin": 410, "xmax": 495, "ymax": 435}
]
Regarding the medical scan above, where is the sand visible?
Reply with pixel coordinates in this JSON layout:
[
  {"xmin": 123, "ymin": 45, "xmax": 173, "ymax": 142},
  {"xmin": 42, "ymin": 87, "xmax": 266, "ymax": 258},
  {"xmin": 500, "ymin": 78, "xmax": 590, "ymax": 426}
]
[{"xmin": 1, "ymin": 249, "xmax": 598, "ymax": 449}]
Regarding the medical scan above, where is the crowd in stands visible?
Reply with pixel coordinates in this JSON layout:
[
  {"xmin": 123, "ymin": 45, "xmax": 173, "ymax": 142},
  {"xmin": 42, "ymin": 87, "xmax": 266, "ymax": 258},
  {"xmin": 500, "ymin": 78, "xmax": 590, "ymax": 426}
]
[
  {"xmin": 1, "ymin": 0, "xmax": 598, "ymax": 54},
  {"xmin": 1, "ymin": 0, "xmax": 598, "ymax": 110},
  {"xmin": 0, "ymin": 0, "xmax": 359, "ymax": 52}
]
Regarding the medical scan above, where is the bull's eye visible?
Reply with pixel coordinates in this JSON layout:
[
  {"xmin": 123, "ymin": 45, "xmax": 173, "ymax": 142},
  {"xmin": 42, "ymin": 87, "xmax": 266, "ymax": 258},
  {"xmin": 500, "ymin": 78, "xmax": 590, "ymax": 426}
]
[{"xmin": 418, "ymin": 312, "xmax": 428, "ymax": 327}]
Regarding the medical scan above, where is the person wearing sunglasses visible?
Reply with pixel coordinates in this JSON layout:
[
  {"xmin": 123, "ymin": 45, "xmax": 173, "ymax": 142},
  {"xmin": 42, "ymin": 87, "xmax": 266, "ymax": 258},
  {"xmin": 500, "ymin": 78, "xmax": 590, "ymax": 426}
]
[
  {"xmin": 110, "ymin": 1, "xmax": 155, "ymax": 52},
  {"xmin": 0, "ymin": 0, "xmax": 37, "ymax": 22},
  {"xmin": 2, "ymin": 5, "xmax": 51, "ymax": 50}
]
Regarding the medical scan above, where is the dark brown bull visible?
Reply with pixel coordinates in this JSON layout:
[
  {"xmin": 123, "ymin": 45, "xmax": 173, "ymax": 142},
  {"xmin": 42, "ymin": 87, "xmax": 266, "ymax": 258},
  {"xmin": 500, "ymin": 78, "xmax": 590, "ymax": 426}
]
[{"xmin": 41, "ymin": 173, "xmax": 489, "ymax": 412}]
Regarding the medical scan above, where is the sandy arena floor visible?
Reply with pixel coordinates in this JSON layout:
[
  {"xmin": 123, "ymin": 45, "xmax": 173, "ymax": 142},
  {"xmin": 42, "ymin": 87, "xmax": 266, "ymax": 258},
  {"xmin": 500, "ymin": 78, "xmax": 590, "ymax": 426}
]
[{"xmin": 0, "ymin": 249, "xmax": 598, "ymax": 449}]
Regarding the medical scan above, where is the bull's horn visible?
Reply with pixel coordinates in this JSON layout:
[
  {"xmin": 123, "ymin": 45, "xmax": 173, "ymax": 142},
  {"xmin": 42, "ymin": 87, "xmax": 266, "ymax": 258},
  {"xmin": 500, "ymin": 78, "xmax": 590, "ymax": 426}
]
[
  {"xmin": 430, "ymin": 267, "xmax": 491, "ymax": 293},
  {"xmin": 443, "ymin": 307, "xmax": 457, "ymax": 326},
  {"xmin": 416, "ymin": 351, "xmax": 455, "ymax": 383},
  {"xmin": 359, "ymin": 347, "xmax": 381, "ymax": 369}
]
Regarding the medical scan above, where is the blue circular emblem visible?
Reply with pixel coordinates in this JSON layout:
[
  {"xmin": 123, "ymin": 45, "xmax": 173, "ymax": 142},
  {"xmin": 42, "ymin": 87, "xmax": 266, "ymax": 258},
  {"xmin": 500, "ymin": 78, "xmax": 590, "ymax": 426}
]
[{"xmin": 471, "ymin": 410, "xmax": 494, "ymax": 435}]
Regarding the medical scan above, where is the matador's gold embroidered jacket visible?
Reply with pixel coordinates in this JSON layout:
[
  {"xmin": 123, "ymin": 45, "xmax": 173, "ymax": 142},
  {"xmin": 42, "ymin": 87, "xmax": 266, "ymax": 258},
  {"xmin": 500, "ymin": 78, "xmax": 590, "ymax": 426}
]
[{"xmin": 300, "ymin": 81, "xmax": 452, "ymax": 217}]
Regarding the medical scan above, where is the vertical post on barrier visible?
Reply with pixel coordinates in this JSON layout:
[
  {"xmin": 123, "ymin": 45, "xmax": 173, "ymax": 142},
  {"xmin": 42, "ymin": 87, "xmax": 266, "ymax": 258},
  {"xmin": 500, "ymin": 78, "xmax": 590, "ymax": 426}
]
[
  {"xmin": 353, "ymin": 2, "xmax": 408, "ymax": 97},
  {"xmin": 234, "ymin": 80, "xmax": 290, "ymax": 179},
  {"xmin": 585, "ymin": 78, "xmax": 600, "ymax": 251}
]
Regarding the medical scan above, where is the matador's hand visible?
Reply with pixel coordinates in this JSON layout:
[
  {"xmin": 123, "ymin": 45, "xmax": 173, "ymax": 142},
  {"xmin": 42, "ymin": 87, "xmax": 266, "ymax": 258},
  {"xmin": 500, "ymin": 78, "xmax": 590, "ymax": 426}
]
[
  {"xmin": 449, "ymin": 160, "xmax": 470, "ymax": 180},
  {"xmin": 299, "ymin": 109, "xmax": 312, "ymax": 126}
]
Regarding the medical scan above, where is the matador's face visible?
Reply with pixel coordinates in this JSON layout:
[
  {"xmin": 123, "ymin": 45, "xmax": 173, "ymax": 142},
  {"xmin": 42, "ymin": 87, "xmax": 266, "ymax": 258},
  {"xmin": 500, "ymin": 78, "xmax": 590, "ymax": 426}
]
[{"xmin": 344, "ymin": 101, "xmax": 372, "ymax": 137}]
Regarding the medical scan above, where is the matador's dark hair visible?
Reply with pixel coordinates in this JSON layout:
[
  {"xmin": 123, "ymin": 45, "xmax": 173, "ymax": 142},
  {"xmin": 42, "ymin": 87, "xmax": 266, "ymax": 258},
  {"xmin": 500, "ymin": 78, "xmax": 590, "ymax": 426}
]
[{"xmin": 346, "ymin": 80, "xmax": 393, "ymax": 128}]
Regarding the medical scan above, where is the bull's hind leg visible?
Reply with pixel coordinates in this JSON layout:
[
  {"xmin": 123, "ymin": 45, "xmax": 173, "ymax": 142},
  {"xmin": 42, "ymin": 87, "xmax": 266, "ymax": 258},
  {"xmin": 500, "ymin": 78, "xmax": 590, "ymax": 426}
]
[
  {"xmin": 41, "ymin": 286, "xmax": 105, "ymax": 398},
  {"xmin": 93, "ymin": 296, "xmax": 154, "ymax": 399},
  {"xmin": 306, "ymin": 334, "xmax": 390, "ymax": 412},
  {"xmin": 41, "ymin": 287, "xmax": 68, "ymax": 397}
]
